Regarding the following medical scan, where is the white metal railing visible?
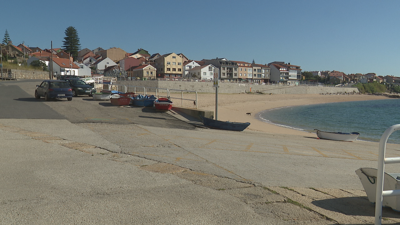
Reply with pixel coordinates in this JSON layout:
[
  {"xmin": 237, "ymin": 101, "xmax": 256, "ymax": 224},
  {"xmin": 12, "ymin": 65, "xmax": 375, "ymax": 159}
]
[
  {"xmin": 375, "ymin": 124, "xmax": 400, "ymax": 225},
  {"xmin": 104, "ymin": 84, "xmax": 198, "ymax": 109}
]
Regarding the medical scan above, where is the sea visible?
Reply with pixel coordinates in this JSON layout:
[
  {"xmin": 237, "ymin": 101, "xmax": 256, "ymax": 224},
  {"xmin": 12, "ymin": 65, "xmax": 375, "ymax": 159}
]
[{"xmin": 258, "ymin": 98, "xmax": 400, "ymax": 144}]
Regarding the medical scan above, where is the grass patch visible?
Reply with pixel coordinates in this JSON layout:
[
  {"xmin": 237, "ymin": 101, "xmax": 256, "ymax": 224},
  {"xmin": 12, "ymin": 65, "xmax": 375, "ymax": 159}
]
[{"xmin": 263, "ymin": 186, "xmax": 279, "ymax": 195}]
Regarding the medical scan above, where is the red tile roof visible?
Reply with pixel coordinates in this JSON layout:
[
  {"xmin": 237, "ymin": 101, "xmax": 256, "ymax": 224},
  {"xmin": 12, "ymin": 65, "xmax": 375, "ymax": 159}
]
[{"xmin": 52, "ymin": 58, "xmax": 80, "ymax": 69}]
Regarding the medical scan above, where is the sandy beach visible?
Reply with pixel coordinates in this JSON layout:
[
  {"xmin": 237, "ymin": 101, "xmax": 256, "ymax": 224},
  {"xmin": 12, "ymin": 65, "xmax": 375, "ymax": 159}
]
[{"xmin": 170, "ymin": 93, "xmax": 389, "ymax": 136}]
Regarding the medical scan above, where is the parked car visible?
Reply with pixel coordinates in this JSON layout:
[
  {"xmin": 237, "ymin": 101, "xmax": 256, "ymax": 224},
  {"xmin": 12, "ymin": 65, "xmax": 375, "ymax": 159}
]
[
  {"xmin": 60, "ymin": 78, "xmax": 96, "ymax": 97},
  {"xmin": 35, "ymin": 80, "xmax": 73, "ymax": 101}
]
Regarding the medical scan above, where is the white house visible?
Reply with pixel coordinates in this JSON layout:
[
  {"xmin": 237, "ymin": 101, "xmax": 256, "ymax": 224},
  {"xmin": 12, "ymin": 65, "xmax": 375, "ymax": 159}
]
[
  {"xmin": 52, "ymin": 58, "xmax": 80, "ymax": 77},
  {"xmin": 83, "ymin": 56, "xmax": 99, "ymax": 67},
  {"xmin": 74, "ymin": 62, "xmax": 91, "ymax": 77},
  {"xmin": 188, "ymin": 64, "xmax": 218, "ymax": 80},
  {"xmin": 183, "ymin": 60, "xmax": 200, "ymax": 79},
  {"xmin": 93, "ymin": 57, "xmax": 117, "ymax": 74}
]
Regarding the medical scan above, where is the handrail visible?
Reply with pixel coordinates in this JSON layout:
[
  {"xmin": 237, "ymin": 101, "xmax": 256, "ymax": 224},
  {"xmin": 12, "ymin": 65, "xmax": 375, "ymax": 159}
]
[
  {"xmin": 103, "ymin": 83, "xmax": 198, "ymax": 109},
  {"xmin": 375, "ymin": 124, "xmax": 400, "ymax": 225}
]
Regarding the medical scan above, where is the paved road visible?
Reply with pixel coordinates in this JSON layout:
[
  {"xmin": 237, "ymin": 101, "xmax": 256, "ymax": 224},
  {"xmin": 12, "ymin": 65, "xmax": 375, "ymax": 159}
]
[{"xmin": 1, "ymin": 80, "xmax": 400, "ymax": 224}]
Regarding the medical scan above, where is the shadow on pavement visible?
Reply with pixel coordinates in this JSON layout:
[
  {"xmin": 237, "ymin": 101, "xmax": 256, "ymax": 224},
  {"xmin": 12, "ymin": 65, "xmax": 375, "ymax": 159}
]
[
  {"xmin": 313, "ymin": 196, "xmax": 400, "ymax": 219},
  {"xmin": 14, "ymin": 98, "xmax": 67, "ymax": 102}
]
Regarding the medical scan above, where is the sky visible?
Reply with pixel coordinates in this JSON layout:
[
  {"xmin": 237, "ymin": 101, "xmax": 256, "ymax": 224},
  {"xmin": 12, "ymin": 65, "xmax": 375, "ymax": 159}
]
[{"xmin": 2, "ymin": 0, "xmax": 400, "ymax": 76}]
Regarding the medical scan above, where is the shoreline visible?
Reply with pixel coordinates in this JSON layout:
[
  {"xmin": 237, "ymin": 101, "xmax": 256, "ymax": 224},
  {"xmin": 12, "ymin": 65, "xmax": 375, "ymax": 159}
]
[{"xmin": 171, "ymin": 93, "xmax": 389, "ymax": 137}]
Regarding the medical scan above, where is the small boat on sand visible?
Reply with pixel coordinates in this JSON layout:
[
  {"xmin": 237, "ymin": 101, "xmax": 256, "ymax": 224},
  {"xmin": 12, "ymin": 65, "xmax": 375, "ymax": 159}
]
[
  {"xmin": 203, "ymin": 117, "xmax": 250, "ymax": 131},
  {"xmin": 154, "ymin": 98, "xmax": 173, "ymax": 111},
  {"xmin": 315, "ymin": 129, "xmax": 360, "ymax": 141}
]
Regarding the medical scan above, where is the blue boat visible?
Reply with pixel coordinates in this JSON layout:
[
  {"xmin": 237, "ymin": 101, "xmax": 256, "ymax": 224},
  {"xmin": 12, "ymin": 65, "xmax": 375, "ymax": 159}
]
[
  {"xmin": 132, "ymin": 95, "xmax": 156, "ymax": 107},
  {"xmin": 202, "ymin": 117, "xmax": 250, "ymax": 131}
]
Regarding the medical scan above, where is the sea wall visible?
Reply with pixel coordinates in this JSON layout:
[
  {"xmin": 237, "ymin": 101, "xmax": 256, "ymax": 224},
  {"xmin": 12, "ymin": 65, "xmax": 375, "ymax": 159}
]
[
  {"xmin": 116, "ymin": 80, "xmax": 359, "ymax": 95},
  {"xmin": 6, "ymin": 69, "xmax": 49, "ymax": 80}
]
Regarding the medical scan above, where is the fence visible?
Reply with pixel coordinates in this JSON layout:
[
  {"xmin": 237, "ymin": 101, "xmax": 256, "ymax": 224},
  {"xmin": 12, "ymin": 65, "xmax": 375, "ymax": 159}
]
[{"xmin": 100, "ymin": 83, "xmax": 199, "ymax": 109}]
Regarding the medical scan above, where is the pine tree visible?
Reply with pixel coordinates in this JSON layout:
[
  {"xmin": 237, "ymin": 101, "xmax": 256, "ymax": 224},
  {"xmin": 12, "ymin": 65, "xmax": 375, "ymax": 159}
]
[
  {"xmin": 62, "ymin": 26, "xmax": 81, "ymax": 61},
  {"xmin": 2, "ymin": 30, "xmax": 11, "ymax": 45}
]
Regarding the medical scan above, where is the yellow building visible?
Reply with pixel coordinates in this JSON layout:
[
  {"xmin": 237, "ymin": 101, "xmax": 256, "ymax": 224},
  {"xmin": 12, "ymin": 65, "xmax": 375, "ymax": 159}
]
[
  {"xmin": 153, "ymin": 53, "xmax": 183, "ymax": 79},
  {"xmin": 126, "ymin": 64, "xmax": 156, "ymax": 80}
]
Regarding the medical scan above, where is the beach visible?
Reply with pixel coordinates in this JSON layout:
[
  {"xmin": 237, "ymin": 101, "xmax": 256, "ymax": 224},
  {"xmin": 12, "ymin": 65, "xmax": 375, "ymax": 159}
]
[{"xmin": 170, "ymin": 93, "xmax": 389, "ymax": 136}]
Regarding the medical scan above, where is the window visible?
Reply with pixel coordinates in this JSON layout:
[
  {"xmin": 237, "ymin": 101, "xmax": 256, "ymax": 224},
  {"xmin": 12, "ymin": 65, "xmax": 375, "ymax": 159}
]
[
  {"xmin": 178, "ymin": 68, "xmax": 181, "ymax": 72},
  {"xmin": 257, "ymin": 69, "xmax": 261, "ymax": 72},
  {"xmin": 203, "ymin": 72, "xmax": 206, "ymax": 75},
  {"xmin": 167, "ymin": 62, "xmax": 171, "ymax": 65},
  {"xmin": 208, "ymin": 67, "xmax": 213, "ymax": 71},
  {"xmin": 234, "ymin": 68, "xmax": 237, "ymax": 71},
  {"xmin": 222, "ymin": 67, "xmax": 226, "ymax": 70},
  {"xmin": 172, "ymin": 56, "xmax": 176, "ymax": 59},
  {"xmin": 240, "ymin": 68, "xmax": 242, "ymax": 71},
  {"xmin": 151, "ymin": 72, "xmax": 153, "ymax": 75},
  {"xmin": 172, "ymin": 68, "xmax": 176, "ymax": 71},
  {"xmin": 167, "ymin": 68, "xmax": 171, "ymax": 71},
  {"xmin": 178, "ymin": 62, "xmax": 181, "ymax": 65},
  {"xmin": 188, "ymin": 66, "xmax": 192, "ymax": 69},
  {"xmin": 172, "ymin": 62, "xmax": 176, "ymax": 65},
  {"xmin": 254, "ymin": 69, "xmax": 256, "ymax": 72},
  {"xmin": 147, "ymin": 71, "xmax": 149, "ymax": 75}
]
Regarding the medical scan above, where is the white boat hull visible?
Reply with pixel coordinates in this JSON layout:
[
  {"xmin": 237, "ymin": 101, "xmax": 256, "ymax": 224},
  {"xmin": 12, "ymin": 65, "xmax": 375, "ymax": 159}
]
[{"xmin": 315, "ymin": 129, "xmax": 359, "ymax": 142}]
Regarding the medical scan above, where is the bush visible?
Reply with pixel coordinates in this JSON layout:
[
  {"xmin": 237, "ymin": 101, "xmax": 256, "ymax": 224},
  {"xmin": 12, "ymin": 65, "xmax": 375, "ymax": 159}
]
[{"xmin": 354, "ymin": 82, "xmax": 386, "ymax": 94}]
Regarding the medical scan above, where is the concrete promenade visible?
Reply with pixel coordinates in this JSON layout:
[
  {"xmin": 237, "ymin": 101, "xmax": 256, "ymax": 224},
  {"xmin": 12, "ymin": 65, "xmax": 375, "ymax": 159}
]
[{"xmin": 0, "ymin": 80, "xmax": 399, "ymax": 224}]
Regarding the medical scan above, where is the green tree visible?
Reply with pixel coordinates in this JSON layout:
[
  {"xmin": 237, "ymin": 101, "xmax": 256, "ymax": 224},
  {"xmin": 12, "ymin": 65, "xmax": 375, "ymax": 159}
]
[
  {"xmin": 62, "ymin": 26, "xmax": 80, "ymax": 61},
  {"xmin": 2, "ymin": 30, "xmax": 11, "ymax": 45},
  {"xmin": 30, "ymin": 60, "xmax": 48, "ymax": 71},
  {"xmin": 301, "ymin": 71, "xmax": 314, "ymax": 80}
]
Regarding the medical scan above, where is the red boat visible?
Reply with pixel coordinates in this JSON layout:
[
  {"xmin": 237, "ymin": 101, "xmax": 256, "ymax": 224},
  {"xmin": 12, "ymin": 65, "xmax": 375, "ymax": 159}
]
[{"xmin": 154, "ymin": 98, "xmax": 173, "ymax": 110}]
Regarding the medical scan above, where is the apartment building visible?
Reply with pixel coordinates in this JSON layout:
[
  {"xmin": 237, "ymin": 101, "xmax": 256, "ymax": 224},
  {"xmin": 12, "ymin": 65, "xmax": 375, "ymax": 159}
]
[
  {"xmin": 202, "ymin": 58, "xmax": 238, "ymax": 81},
  {"xmin": 153, "ymin": 52, "xmax": 183, "ymax": 79},
  {"xmin": 268, "ymin": 61, "xmax": 301, "ymax": 85}
]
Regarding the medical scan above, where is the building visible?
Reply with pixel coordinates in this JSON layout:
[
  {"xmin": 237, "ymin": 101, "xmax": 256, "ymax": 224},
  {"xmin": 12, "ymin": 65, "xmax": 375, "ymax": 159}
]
[
  {"xmin": 98, "ymin": 47, "xmax": 127, "ymax": 62},
  {"xmin": 183, "ymin": 60, "xmax": 201, "ymax": 79},
  {"xmin": 268, "ymin": 62, "xmax": 301, "ymax": 85},
  {"xmin": 119, "ymin": 57, "xmax": 146, "ymax": 71},
  {"xmin": 153, "ymin": 53, "xmax": 183, "ymax": 79},
  {"xmin": 126, "ymin": 64, "xmax": 156, "ymax": 80},
  {"xmin": 74, "ymin": 62, "xmax": 91, "ymax": 77},
  {"xmin": 52, "ymin": 58, "xmax": 80, "ymax": 77},
  {"xmin": 92, "ymin": 57, "xmax": 117, "ymax": 74},
  {"xmin": 129, "ymin": 48, "xmax": 151, "ymax": 60},
  {"xmin": 252, "ymin": 63, "xmax": 270, "ymax": 83},
  {"xmin": 187, "ymin": 64, "xmax": 218, "ymax": 80},
  {"xmin": 232, "ymin": 61, "xmax": 252, "ymax": 81},
  {"xmin": 202, "ymin": 58, "xmax": 238, "ymax": 81}
]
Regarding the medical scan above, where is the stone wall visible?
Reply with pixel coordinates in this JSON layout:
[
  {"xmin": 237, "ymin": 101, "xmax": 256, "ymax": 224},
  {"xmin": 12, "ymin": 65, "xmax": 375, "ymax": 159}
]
[
  {"xmin": 9, "ymin": 69, "xmax": 49, "ymax": 80},
  {"xmin": 116, "ymin": 80, "xmax": 359, "ymax": 95}
]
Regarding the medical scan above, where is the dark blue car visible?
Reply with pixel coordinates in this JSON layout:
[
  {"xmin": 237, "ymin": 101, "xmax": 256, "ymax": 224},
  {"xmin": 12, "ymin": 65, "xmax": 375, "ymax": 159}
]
[
  {"xmin": 60, "ymin": 78, "xmax": 95, "ymax": 97},
  {"xmin": 35, "ymin": 80, "xmax": 73, "ymax": 101}
]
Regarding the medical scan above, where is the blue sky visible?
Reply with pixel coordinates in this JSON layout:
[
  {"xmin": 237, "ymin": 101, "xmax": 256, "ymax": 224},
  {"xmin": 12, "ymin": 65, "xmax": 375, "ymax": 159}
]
[{"xmin": 2, "ymin": 0, "xmax": 400, "ymax": 75}]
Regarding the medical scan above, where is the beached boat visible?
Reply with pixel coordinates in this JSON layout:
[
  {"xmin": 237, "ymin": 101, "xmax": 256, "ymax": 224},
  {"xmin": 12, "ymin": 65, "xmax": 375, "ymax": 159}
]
[
  {"xmin": 202, "ymin": 117, "xmax": 250, "ymax": 131},
  {"xmin": 110, "ymin": 96, "xmax": 131, "ymax": 106},
  {"xmin": 315, "ymin": 129, "xmax": 360, "ymax": 141},
  {"xmin": 92, "ymin": 93, "xmax": 111, "ymax": 101},
  {"xmin": 154, "ymin": 98, "xmax": 173, "ymax": 110},
  {"xmin": 132, "ymin": 95, "xmax": 156, "ymax": 107}
]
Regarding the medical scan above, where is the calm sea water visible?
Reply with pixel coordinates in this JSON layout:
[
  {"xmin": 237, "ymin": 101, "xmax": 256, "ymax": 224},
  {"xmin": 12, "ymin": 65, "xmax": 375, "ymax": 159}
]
[{"xmin": 258, "ymin": 99, "xmax": 400, "ymax": 143}]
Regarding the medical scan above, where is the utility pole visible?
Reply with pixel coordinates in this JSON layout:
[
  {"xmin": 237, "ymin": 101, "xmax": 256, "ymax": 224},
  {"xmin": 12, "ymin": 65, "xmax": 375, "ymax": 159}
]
[
  {"xmin": 49, "ymin": 41, "xmax": 53, "ymax": 80},
  {"xmin": 0, "ymin": 45, "xmax": 2, "ymax": 80}
]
